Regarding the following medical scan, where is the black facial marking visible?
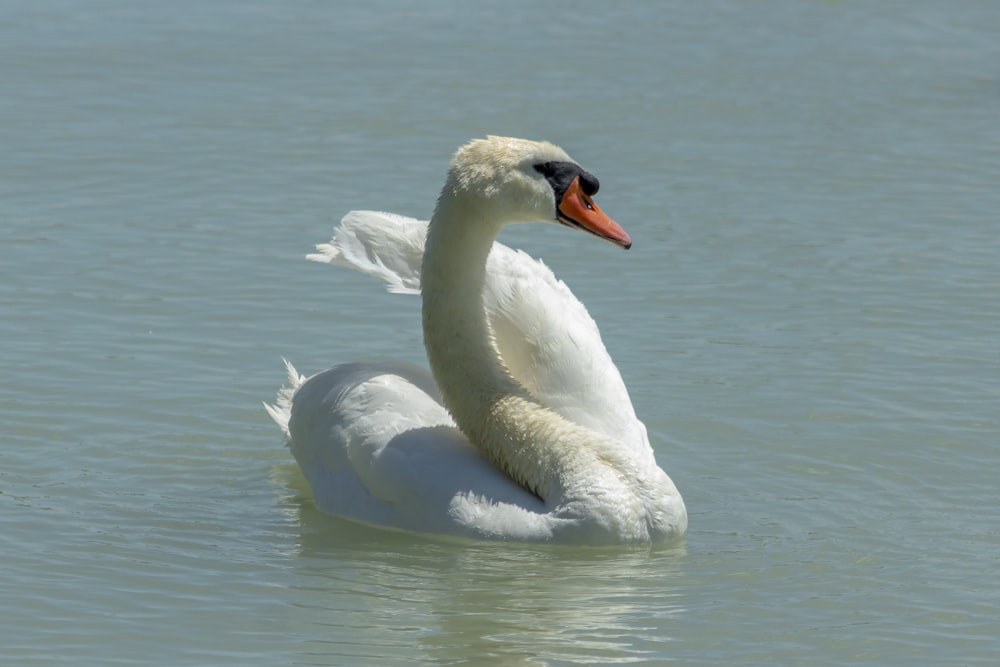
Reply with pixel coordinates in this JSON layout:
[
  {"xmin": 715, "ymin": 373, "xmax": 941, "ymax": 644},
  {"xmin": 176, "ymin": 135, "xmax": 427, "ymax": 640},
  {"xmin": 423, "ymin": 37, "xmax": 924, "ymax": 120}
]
[{"xmin": 533, "ymin": 160, "xmax": 601, "ymax": 201}]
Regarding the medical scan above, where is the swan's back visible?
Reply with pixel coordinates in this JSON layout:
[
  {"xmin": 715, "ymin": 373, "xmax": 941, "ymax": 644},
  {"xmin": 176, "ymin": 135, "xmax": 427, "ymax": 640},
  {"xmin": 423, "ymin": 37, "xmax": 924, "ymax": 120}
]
[{"xmin": 271, "ymin": 360, "xmax": 564, "ymax": 539}]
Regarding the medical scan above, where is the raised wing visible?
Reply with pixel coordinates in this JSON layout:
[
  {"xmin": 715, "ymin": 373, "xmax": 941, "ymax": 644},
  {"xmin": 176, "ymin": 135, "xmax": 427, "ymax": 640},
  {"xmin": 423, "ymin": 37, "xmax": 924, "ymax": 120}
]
[{"xmin": 308, "ymin": 210, "xmax": 649, "ymax": 454}]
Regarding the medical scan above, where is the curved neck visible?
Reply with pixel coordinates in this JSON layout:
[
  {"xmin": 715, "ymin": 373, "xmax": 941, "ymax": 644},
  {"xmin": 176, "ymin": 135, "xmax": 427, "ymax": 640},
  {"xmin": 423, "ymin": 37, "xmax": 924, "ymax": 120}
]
[
  {"xmin": 421, "ymin": 196, "xmax": 509, "ymax": 395},
  {"xmin": 421, "ymin": 195, "xmax": 583, "ymax": 501}
]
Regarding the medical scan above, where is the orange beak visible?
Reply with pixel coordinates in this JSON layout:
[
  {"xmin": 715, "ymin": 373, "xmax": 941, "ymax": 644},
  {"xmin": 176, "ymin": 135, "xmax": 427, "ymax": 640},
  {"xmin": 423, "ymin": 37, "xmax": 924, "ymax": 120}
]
[{"xmin": 557, "ymin": 176, "xmax": 632, "ymax": 249}]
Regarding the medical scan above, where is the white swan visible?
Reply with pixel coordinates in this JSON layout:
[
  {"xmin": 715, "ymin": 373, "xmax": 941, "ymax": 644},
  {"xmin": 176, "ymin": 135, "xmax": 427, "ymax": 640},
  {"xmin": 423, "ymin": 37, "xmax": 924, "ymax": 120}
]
[{"xmin": 266, "ymin": 136, "xmax": 686, "ymax": 543}]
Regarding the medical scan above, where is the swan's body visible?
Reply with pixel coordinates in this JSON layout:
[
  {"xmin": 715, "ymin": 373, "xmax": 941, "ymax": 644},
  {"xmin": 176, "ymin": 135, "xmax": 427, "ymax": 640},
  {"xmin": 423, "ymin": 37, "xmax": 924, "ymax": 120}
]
[{"xmin": 267, "ymin": 137, "xmax": 686, "ymax": 543}]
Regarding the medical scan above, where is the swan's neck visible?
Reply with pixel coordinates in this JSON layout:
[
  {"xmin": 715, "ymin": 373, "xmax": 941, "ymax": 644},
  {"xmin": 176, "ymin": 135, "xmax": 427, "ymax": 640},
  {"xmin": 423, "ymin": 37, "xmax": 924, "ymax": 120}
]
[{"xmin": 421, "ymin": 196, "xmax": 616, "ymax": 503}]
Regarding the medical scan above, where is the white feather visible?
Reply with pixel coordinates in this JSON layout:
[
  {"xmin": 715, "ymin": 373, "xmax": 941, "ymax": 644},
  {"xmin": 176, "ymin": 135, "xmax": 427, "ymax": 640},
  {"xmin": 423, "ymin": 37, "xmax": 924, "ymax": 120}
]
[{"xmin": 266, "ymin": 137, "xmax": 685, "ymax": 543}]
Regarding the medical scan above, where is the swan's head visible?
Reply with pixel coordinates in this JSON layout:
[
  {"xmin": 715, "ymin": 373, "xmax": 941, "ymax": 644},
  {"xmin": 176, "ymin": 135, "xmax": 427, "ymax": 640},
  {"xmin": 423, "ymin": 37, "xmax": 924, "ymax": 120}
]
[{"xmin": 441, "ymin": 136, "xmax": 631, "ymax": 249}]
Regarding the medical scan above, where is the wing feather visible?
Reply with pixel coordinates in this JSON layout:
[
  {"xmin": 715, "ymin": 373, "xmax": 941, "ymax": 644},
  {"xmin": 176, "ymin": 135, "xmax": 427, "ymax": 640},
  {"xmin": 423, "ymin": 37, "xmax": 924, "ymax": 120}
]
[{"xmin": 315, "ymin": 211, "xmax": 649, "ymax": 453}]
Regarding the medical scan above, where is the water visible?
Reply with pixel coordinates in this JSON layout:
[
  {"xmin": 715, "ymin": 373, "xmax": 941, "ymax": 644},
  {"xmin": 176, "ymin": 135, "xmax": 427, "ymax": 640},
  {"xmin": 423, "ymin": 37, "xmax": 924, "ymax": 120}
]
[{"xmin": 2, "ymin": 0, "xmax": 998, "ymax": 664}]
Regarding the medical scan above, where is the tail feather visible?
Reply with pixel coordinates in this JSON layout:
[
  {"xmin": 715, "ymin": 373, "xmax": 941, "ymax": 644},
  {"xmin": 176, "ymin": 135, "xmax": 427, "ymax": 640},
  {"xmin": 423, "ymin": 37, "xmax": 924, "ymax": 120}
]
[{"xmin": 264, "ymin": 359, "xmax": 306, "ymax": 443}]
